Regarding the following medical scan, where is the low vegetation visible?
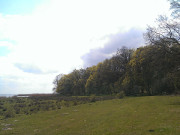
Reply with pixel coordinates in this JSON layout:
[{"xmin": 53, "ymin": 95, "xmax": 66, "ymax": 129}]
[
  {"xmin": 0, "ymin": 96, "xmax": 179, "ymax": 135},
  {"xmin": 0, "ymin": 95, "xmax": 116, "ymax": 119}
]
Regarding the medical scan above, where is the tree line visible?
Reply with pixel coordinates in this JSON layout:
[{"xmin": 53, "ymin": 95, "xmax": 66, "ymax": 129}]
[{"xmin": 53, "ymin": 0, "xmax": 180, "ymax": 96}]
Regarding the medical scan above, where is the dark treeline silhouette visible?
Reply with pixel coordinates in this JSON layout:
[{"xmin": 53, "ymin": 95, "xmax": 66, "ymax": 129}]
[{"xmin": 53, "ymin": 0, "xmax": 180, "ymax": 96}]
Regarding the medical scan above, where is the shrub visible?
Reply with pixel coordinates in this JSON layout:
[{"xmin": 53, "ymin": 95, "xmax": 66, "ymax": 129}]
[
  {"xmin": 4, "ymin": 107, "xmax": 15, "ymax": 118},
  {"xmin": 73, "ymin": 101, "xmax": 78, "ymax": 106},
  {"xmin": 90, "ymin": 95, "xmax": 96, "ymax": 102},
  {"xmin": 116, "ymin": 91, "xmax": 125, "ymax": 99}
]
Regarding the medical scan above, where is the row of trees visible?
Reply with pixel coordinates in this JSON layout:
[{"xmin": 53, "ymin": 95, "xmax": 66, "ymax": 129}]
[
  {"xmin": 53, "ymin": 44, "xmax": 179, "ymax": 96},
  {"xmin": 53, "ymin": 0, "xmax": 180, "ymax": 96}
]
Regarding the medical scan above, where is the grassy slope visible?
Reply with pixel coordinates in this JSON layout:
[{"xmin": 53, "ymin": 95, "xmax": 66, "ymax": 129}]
[{"xmin": 0, "ymin": 96, "xmax": 179, "ymax": 135}]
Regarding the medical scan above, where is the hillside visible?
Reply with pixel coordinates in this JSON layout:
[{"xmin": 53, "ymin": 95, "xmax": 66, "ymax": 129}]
[{"xmin": 0, "ymin": 96, "xmax": 179, "ymax": 135}]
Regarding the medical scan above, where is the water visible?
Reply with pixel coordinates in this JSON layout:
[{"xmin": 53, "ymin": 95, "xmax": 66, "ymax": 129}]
[
  {"xmin": 0, "ymin": 94, "xmax": 16, "ymax": 97},
  {"xmin": 17, "ymin": 95, "xmax": 29, "ymax": 97}
]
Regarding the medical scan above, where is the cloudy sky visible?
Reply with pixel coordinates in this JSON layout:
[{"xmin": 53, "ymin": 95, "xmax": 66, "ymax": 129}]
[{"xmin": 0, "ymin": 0, "xmax": 170, "ymax": 94}]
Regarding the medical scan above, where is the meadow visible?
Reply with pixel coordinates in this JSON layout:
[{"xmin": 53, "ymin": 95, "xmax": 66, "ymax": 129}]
[{"xmin": 0, "ymin": 96, "xmax": 179, "ymax": 135}]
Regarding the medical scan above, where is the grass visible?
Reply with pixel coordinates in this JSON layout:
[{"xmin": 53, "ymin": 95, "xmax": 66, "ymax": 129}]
[{"xmin": 0, "ymin": 96, "xmax": 179, "ymax": 135}]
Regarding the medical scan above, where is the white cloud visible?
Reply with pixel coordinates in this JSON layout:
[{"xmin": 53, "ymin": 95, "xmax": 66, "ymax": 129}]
[{"xmin": 0, "ymin": 0, "xmax": 170, "ymax": 94}]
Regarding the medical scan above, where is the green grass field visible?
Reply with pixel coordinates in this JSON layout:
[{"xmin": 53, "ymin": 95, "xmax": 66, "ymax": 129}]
[{"xmin": 0, "ymin": 96, "xmax": 179, "ymax": 135}]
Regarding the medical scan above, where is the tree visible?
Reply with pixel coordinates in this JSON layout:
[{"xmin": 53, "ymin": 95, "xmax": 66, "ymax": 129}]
[
  {"xmin": 53, "ymin": 0, "xmax": 180, "ymax": 96},
  {"xmin": 56, "ymin": 74, "xmax": 74, "ymax": 95},
  {"xmin": 112, "ymin": 46, "xmax": 134, "ymax": 72},
  {"xmin": 144, "ymin": 0, "xmax": 180, "ymax": 51},
  {"xmin": 52, "ymin": 74, "xmax": 64, "ymax": 93},
  {"xmin": 144, "ymin": 15, "xmax": 180, "ymax": 50},
  {"xmin": 169, "ymin": 0, "xmax": 180, "ymax": 18},
  {"xmin": 54, "ymin": 67, "xmax": 95, "ymax": 96},
  {"xmin": 142, "ymin": 0, "xmax": 180, "ymax": 94},
  {"xmin": 111, "ymin": 47, "xmax": 134, "ymax": 94}
]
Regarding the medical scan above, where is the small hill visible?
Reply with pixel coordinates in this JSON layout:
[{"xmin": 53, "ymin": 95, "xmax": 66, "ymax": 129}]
[{"xmin": 0, "ymin": 96, "xmax": 179, "ymax": 135}]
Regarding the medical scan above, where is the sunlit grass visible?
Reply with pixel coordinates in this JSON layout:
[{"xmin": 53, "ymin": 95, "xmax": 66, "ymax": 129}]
[{"xmin": 0, "ymin": 96, "xmax": 179, "ymax": 135}]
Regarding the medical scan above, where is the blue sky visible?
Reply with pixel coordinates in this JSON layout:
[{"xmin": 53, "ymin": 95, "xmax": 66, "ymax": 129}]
[
  {"xmin": 0, "ymin": 46, "xmax": 10, "ymax": 56},
  {"xmin": 0, "ymin": 0, "xmax": 46, "ymax": 15},
  {"xmin": 0, "ymin": 0, "xmax": 170, "ymax": 94}
]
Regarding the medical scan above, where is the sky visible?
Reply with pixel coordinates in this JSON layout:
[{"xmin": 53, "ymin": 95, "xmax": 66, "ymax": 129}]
[{"xmin": 0, "ymin": 0, "xmax": 170, "ymax": 94}]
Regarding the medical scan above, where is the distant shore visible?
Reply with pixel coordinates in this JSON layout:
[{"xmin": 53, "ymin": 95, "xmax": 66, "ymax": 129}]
[
  {"xmin": 17, "ymin": 93, "xmax": 54, "ymax": 97},
  {"xmin": 0, "ymin": 93, "xmax": 54, "ymax": 98},
  {"xmin": 0, "ymin": 94, "xmax": 16, "ymax": 97}
]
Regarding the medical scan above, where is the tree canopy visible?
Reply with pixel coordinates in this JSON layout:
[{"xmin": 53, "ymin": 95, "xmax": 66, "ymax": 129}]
[{"xmin": 53, "ymin": 0, "xmax": 180, "ymax": 96}]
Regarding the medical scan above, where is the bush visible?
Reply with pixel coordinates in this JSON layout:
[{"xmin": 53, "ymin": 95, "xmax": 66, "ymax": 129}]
[
  {"xmin": 4, "ymin": 107, "xmax": 15, "ymax": 118},
  {"xmin": 90, "ymin": 95, "xmax": 96, "ymax": 102},
  {"xmin": 73, "ymin": 101, "xmax": 78, "ymax": 106},
  {"xmin": 116, "ymin": 91, "xmax": 125, "ymax": 99}
]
